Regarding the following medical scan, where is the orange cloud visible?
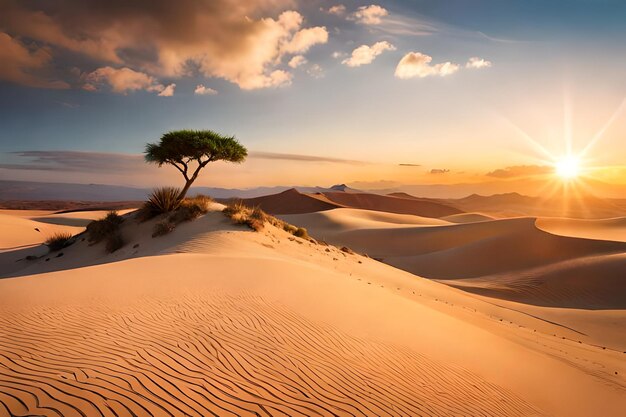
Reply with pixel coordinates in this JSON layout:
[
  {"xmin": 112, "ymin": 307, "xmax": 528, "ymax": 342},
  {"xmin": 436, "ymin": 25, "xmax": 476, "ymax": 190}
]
[
  {"xmin": 0, "ymin": 0, "xmax": 327, "ymax": 90},
  {"xmin": 83, "ymin": 66, "xmax": 171, "ymax": 95},
  {"xmin": 0, "ymin": 32, "xmax": 68, "ymax": 89}
]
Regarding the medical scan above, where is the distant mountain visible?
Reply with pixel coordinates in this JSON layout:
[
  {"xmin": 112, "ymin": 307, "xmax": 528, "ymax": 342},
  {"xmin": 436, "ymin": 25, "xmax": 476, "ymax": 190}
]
[{"xmin": 0, "ymin": 180, "xmax": 353, "ymax": 202}]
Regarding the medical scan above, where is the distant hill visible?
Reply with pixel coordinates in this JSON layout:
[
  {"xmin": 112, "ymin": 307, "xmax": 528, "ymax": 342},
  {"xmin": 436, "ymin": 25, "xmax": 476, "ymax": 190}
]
[{"xmin": 237, "ymin": 189, "xmax": 462, "ymax": 218}]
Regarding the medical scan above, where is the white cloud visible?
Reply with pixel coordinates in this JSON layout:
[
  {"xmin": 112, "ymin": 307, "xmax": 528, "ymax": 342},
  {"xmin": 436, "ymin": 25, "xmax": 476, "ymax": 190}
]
[
  {"xmin": 350, "ymin": 5, "xmax": 388, "ymax": 25},
  {"xmin": 466, "ymin": 57, "xmax": 492, "ymax": 69},
  {"xmin": 322, "ymin": 5, "xmax": 346, "ymax": 16},
  {"xmin": 394, "ymin": 52, "xmax": 460, "ymax": 79},
  {"xmin": 288, "ymin": 55, "xmax": 307, "ymax": 68},
  {"xmin": 332, "ymin": 51, "xmax": 345, "ymax": 59},
  {"xmin": 194, "ymin": 84, "xmax": 218, "ymax": 95},
  {"xmin": 282, "ymin": 26, "xmax": 329, "ymax": 54},
  {"xmin": 342, "ymin": 41, "xmax": 396, "ymax": 67},
  {"xmin": 158, "ymin": 83, "xmax": 176, "ymax": 96},
  {"xmin": 307, "ymin": 64, "xmax": 324, "ymax": 78}
]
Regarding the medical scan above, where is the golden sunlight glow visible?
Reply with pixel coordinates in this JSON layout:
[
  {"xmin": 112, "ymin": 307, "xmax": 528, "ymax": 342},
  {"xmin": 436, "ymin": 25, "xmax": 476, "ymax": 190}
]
[{"xmin": 554, "ymin": 155, "xmax": 581, "ymax": 179}]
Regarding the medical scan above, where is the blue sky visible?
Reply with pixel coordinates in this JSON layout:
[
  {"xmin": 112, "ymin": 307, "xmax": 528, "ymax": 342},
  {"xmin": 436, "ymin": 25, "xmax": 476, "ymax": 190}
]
[{"xmin": 0, "ymin": 0, "xmax": 625, "ymax": 189}]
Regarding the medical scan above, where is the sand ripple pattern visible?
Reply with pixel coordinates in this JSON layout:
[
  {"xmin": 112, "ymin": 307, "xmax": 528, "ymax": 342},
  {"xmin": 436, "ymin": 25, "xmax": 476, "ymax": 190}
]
[{"xmin": 0, "ymin": 294, "xmax": 542, "ymax": 416}]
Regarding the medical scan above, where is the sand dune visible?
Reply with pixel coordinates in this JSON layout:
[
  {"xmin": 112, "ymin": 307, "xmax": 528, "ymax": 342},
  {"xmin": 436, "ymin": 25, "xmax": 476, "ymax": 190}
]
[
  {"xmin": 536, "ymin": 216, "xmax": 626, "ymax": 242},
  {"xmin": 238, "ymin": 188, "xmax": 342, "ymax": 214},
  {"xmin": 322, "ymin": 191, "xmax": 462, "ymax": 218},
  {"xmin": 0, "ymin": 212, "xmax": 83, "ymax": 252},
  {"xmin": 0, "ymin": 207, "xmax": 624, "ymax": 416},
  {"xmin": 441, "ymin": 212, "xmax": 494, "ymax": 223},
  {"xmin": 445, "ymin": 252, "xmax": 626, "ymax": 309}
]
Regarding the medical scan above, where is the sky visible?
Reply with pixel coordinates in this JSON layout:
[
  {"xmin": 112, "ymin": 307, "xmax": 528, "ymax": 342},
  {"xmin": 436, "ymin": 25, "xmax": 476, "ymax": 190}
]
[{"xmin": 0, "ymin": 0, "xmax": 625, "ymax": 195}]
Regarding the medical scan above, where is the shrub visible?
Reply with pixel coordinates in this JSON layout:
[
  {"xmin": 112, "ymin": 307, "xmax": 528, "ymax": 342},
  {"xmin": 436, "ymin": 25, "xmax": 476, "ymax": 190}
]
[
  {"xmin": 105, "ymin": 233, "xmax": 125, "ymax": 253},
  {"xmin": 340, "ymin": 246, "xmax": 354, "ymax": 254},
  {"xmin": 152, "ymin": 220, "xmax": 175, "ymax": 237},
  {"xmin": 45, "ymin": 232, "xmax": 73, "ymax": 252},
  {"xmin": 87, "ymin": 211, "xmax": 123, "ymax": 243},
  {"xmin": 168, "ymin": 195, "xmax": 212, "ymax": 223},
  {"xmin": 294, "ymin": 227, "xmax": 309, "ymax": 239},
  {"xmin": 137, "ymin": 187, "xmax": 181, "ymax": 221}
]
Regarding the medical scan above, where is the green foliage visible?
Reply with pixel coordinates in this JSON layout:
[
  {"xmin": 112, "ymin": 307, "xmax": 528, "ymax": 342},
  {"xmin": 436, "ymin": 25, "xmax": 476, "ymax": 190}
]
[
  {"xmin": 45, "ymin": 232, "xmax": 74, "ymax": 252},
  {"xmin": 105, "ymin": 233, "xmax": 125, "ymax": 253},
  {"xmin": 87, "ymin": 211, "xmax": 124, "ymax": 243},
  {"xmin": 144, "ymin": 130, "xmax": 248, "ymax": 200},
  {"xmin": 152, "ymin": 220, "xmax": 176, "ymax": 237}
]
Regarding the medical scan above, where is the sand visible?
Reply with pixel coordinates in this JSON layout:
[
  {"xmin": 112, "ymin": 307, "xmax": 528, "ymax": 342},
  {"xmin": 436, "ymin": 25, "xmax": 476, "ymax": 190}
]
[{"xmin": 0, "ymin": 207, "xmax": 624, "ymax": 416}]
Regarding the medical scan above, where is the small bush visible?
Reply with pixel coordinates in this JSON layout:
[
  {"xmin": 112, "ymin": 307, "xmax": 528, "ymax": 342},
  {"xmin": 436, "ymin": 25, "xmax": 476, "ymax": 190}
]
[
  {"xmin": 105, "ymin": 233, "xmax": 125, "ymax": 253},
  {"xmin": 168, "ymin": 195, "xmax": 212, "ymax": 223},
  {"xmin": 282, "ymin": 223, "xmax": 297, "ymax": 234},
  {"xmin": 87, "ymin": 211, "xmax": 123, "ymax": 243},
  {"xmin": 294, "ymin": 227, "xmax": 309, "ymax": 239},
  {"xmin": 152, "ymin": 220, "xmax": 175, "ymax": 237},
  {"xmin": 138, "ymin": 187, "xmax": 181, "ymax": 221},
  {"xmin": 45, "ymin": 232, "xmax": 73, "ymax": 252}
]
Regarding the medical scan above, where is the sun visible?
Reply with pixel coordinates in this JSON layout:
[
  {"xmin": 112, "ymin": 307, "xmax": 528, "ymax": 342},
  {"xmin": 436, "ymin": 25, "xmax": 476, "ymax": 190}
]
[{"xmin": 554, "ymin": 155, "xmax": 581, "ymax": 179}]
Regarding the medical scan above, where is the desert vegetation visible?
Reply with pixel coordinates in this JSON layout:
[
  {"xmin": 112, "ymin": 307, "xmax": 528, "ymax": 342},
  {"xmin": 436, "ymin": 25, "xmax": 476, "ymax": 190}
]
[
  {"xmin": 144, "ymin": 129, "xmax": 247, "ymax": 201},
  {"xmin": 86, "ymin": 211, "xmax": 126, "ymax": 253},
  {"xmin": 223, "ymin": 202, "xmax": 309, "ymax": 239},
  {"xmin": 44, "ymin": 232, "xmax": 74, "ymax": 252}
]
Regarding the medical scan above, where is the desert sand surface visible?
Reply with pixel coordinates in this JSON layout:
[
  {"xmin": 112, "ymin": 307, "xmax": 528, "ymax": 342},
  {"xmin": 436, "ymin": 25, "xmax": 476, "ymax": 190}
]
[
  {"xmin": 536, "ymin": 216, "xmax": 626, "ymax": 242},
  {"xmin": 0, "ymin": 206, "xmax": 624, "ymax": 416}
]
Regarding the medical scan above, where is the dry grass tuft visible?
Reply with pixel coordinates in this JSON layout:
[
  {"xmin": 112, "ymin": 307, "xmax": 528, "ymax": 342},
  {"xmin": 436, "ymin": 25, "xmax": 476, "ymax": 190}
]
[
  {"xmin": 105, "ymin": 233, "xmax": 125, "ymax": 253},
  {"xmin": 45, "ymin": 232, "xmax": 74, "ymax": 252},
  {"xmin": 152, "ymin": 220, "xmax": 176, "ymax": 237},
  {"xmin": 223, "ymin": 203, "xmax": 312, "ymax": 239},
  {"xmin": 86, "ymin": 211, "xmax": 124, "ymax": 243},
  {"xmin": 168, "ymin": 195, "xmax": 212, "ymax": 223}
]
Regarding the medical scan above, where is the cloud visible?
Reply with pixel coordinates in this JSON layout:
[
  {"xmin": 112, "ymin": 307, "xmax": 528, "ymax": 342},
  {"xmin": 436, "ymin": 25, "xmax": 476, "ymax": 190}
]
[
  {"xmin": 399, "ymin": 163, "xmax": 421, "ymax": 167},
  {"xmin": 430, "ymin": 168, "xmax": 450, "ymax": 174},
  {"xmin": 395, "ymin": 52, "xmax": 460, "ymax": 79},
  {"xmin": 158, "ymin": 83, "xmax": 176, "ymax": 97},
  {"xmin": 83, "ymin": 66, "xmax": 170, "ymax": 95},
  {"xmin": 466, "ymin": 57, "xmax": 492, "ymax": 69},
  {"xmin": 194, "ymin": 84, "xmax": 218, "ymax": 95},
  {"xmin": 250, "ymin": 151, "xmax": 365, "ymax": 164},
  {"xmin": 486, "ymin": 165, "xmax": 552, "ymax": 178},
  {"xmin": 2, "ymin": 151, "xmax": 367, "ymax": 176},
  {"xmin": 321, "ymin": 5, "xmax": 346, "ymax": 16},
  {"xmin": 0, "ymin": 0, "xmax": 329, "ymax": 90},
  {"xmin": 0, "ymin": 32, "xmax": 69, "ymax": 89},
  {"xmin": 288, "ymin": 55, "xmax": 307, "ymax": 68},
  {"xmin": 331, "ymin": 51, "xmax": 345, "ymax": 59},
  {"xmin": 3, "ymin": 151, "xmax": 143, "ymax": 172},
  {"xmin": 350, "ymin": 5, "xmax": 388, "ymax": 25},
  {"xmin": 282, "ymin": 26, "xmax": 329, "ymax": 54},
  {"xmin": 307, "ymin": 64, "xmax": 324, "ymax": 78},
  {"xmin": 342, "ymin": 41, "xmax": 396, "ymax": 67}
]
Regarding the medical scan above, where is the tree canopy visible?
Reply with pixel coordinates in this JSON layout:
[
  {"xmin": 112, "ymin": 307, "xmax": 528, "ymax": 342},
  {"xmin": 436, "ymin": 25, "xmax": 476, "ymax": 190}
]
[{"xmin": 145, "ymin": 129, "xmax": 247, "ymax": 200}]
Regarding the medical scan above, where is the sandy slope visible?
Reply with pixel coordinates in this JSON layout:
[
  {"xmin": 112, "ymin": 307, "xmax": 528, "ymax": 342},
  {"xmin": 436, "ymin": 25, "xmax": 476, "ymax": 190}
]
[
  {"xmin": 0, "ymin": 212, "xmax": 83, "ymax": 251},
  {"xmin": 536, "ymin": 217, "xmax": 626, "ymax": 242},
  {"xmin": 0, "ymin": 208, "xmax": 624, "ymax": 416}
]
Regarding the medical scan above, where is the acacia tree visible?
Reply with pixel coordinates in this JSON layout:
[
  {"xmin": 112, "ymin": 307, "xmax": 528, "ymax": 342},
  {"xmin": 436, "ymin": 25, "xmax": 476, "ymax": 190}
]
[{"xmin": 145, "ymin": 130, "xmax": 247, "ymax": 201}]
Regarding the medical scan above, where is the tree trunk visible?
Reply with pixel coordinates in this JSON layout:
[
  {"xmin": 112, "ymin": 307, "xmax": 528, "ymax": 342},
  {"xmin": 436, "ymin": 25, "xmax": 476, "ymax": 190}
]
[{"xmin": 177, "ymin": 179, "xmax": 195, "ymax": 201}]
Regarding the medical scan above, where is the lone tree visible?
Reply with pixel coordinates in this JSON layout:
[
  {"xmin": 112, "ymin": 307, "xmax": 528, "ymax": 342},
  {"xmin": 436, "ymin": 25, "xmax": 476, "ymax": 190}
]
[{"xmin": 145, "ymin": 130, "xmax": 247, "ymax": 201}]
